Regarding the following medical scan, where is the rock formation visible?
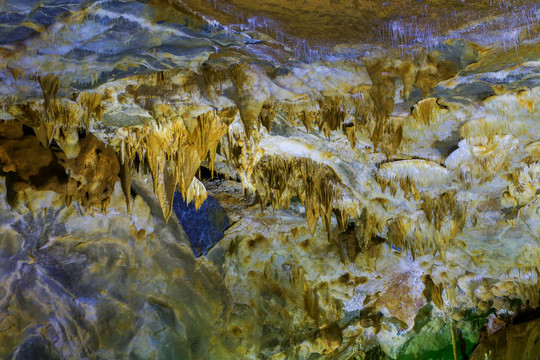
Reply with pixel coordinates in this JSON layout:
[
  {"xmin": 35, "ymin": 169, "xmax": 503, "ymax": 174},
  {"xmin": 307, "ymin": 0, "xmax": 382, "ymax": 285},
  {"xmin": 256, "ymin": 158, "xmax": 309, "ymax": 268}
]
[{"xmin": 0, "ymin": 0, "xmax": 539, "ymax": 359}]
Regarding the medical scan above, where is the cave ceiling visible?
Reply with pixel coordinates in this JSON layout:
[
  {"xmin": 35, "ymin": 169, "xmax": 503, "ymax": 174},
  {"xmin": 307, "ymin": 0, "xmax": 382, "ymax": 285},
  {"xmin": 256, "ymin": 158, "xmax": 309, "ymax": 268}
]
[{"xmin": 0, "ymin": 0, "xmax": 539, "ymax": 359}]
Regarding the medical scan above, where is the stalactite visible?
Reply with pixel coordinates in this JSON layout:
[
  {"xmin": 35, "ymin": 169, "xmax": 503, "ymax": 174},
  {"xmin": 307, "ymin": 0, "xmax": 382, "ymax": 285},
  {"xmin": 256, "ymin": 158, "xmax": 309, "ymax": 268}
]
[
  {"xmin": 121, "ymin": 110, "xmax": 228, "ymax": 220},
  {"xmin": 228, "ymin": 63, "xmax": 264, "ymax": 139},
  {"xmin": 252, "ymin": 155, "xmax": 347, "ymax": 237},
  {"xmin": 415, "ymin": 54, "xmax": 438, "ymax": 98},
  {"xmin": 365, "ymin": 58, "xmax": 396, "ymax": 151},
  {"xmin": 355, "ymin": 208, "xmax": 384, "ymax": 251},
  {"xmin": 37, "ymin": 74, "xmax": 60, "ymax": 110},
  {"xmin": 299, "ymin": 109, "xmax": 315, "ymax": 132},
  {"xmin": 77, "ymin": 92, "xmax": 104, "ymax": 131},
  {"xmin": 118, "ymin": 149, "xmax": 132, "ymax": 213},
  {"xmin": 387, "ymin": 217, "xmax": 409, "ymax": 249},
  {"xmin": 200, "ymin": 64, "xmax": 226, "ymax": 98},
  {"xmin": 389, "ymin": 123, "xmax": 403, "ymax": 154},
  {"xmin": 185, "ymin": 177, "xmax": 208, "ymax": 210},
  {"xmin": 423, "ymin": 275, "xmax": 445, "ymax": 311},
  {"xmin": 257, "ymin": 101, "xmax": 276, "ymax": 132},
  {"xmin": 344, "ymin": 123, "xmax": 356, "ymax": 149},
  {"xmin": 317, "ymin": 97, "xmax": 346, "ymax": 138},
  {"xmin": 395, "ymin": 60, "xmax": 417, "ymax": 100}
]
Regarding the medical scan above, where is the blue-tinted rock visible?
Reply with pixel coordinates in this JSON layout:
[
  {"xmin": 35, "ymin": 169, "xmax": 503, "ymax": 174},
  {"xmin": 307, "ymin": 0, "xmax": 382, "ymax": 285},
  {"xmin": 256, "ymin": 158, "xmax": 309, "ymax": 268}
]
[
  {"xmin": 0, "ymin": 12, "xmax": 25, "ymax": 25},
  {"xmin": 15, "ymin": 335, "xmax": 61, "ymax": 360},
  {"xmin": 30, "ymin": 6, "xmax": 70, "ymax": 26},
  {"xmin": 0, "ymin": 26, "xmax": 39, "ymax": 45},
  {"xmin": 172, "ymin": 193, "xmax": 229, "ymax": 257}
]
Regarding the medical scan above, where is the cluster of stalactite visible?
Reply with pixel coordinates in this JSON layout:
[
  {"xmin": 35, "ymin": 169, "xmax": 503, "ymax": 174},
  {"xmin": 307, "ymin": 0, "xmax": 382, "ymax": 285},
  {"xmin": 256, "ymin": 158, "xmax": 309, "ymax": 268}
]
[
  {"xmin": 119, "ymin": 109, "xmax": 228, "ymax": 220},
  {"xmin": 363, "ymin": 50, "xmax": 464, "ymax": 152},
  {"xmin": 412, "ymin": 191, "xmax": 467, "ymax": 259},
  {"xmin": 2, "ymin": 51, "xmax": 534, "ymax": 259},
  {"xmin": 409, "ymin": 97, "xmax": 448, "ymax": 127},
  {"xmin": 2, "ymin": 72, "xmax": 232, "ymax": 220},
  {"xmin": 1, "ymin": 75, "xmax": 119, "ymax": 210},
  {"xmin": 218, "ymin": 114, "xmax": 264, "ymax": 192},
  {"xmin": 6, "ymin": 75, "xmax": 104, "ymax": 158},
  {"xmin": 0, "ymin": 57, "xmax": 466, "ymax": 226},
  {"xmin": 291, "ymin": 93, "xmax": 407, "ymax": 156},
  {"xmin": 0, "ymin": 120, "xmax": 118, "ymax": 211},
  {"xmin": 372, "ymin": 167, "xmax": 467, "ymax": 259},
  {"xmin": 1, "ymin": 67, "xmax": 276, "ymax": 221},
  {"xmin": 199, "ymin": 63, "xmax": 265, "ymax": 138},
  {"xmin": 424, "ymin": 267, "xmax": 540, "ymax": 316},
  {"xmin": 287, "ymin": 95, "xmax": 380, "ymax": 155},
  {"xmin": 252, "ymin": 155, "xmax": 350, "ymax": 236},
  {"xmin": 247, "ymin": 150, "xmax": 472, "ymax": 261},
  {"xmin": 4, "ymin": 74, "xmax": 214, "ymax": 218}
]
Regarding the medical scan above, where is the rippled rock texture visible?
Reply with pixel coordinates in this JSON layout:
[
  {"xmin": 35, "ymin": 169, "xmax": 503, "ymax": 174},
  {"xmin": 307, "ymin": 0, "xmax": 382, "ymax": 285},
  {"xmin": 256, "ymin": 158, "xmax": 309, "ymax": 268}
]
[
  {"xmin": 0, "ymin": 0, "xmax": 539, "ymax": 359},
  {"xmin": 0, "ymin": 180, "xmax": 232, "ymax": 359}
]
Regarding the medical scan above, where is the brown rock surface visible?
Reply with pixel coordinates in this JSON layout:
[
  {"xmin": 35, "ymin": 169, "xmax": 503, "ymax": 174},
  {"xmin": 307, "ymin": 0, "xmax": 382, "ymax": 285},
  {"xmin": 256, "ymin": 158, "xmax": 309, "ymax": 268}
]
[
  {"xmin": 470, "ymin": 317, "xmax": 540, "ymax": 360},
  {"xmin": 0, "ymin": 126, "xmax": 119, "ymax": 210}
]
